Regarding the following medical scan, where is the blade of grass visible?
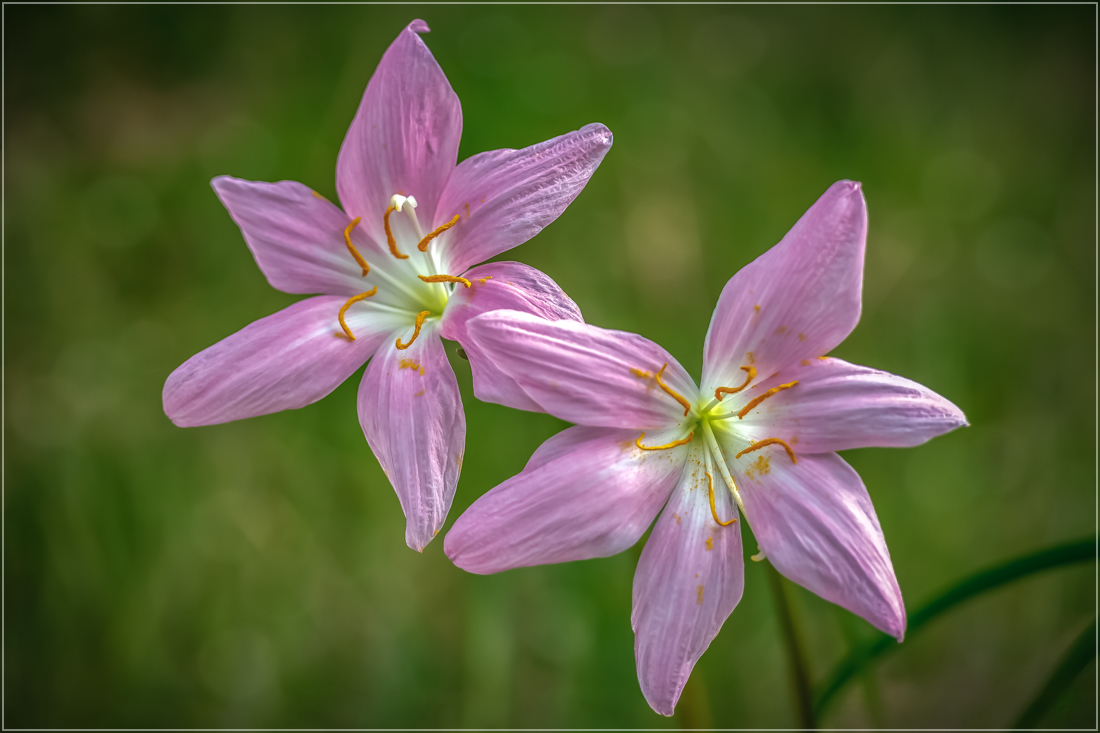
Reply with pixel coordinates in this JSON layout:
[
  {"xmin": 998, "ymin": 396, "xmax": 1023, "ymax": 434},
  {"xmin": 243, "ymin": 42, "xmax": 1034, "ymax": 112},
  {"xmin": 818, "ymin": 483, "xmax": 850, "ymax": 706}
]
[
  {"xmin": 814, "ymin": 537, "xmax": 1096, "ymax": 718},
  {"xmin": 766, "ymin": 561, "xmax": 815, "ymax": 729},
  {"xmin": 1014, "ymin": 618, "xmax": 1096, "ymax": 728}
]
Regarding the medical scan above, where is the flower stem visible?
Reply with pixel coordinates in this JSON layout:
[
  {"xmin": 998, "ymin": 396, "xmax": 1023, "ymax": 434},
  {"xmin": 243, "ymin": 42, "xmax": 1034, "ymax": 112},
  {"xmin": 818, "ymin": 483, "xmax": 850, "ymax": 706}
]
[
  {"xmin": 676, "ymin": 668, "xmax": 714, "ymax": 729},
  {"xmin": 765, "ymin": 561, "xmax": 816, "ymax": 729}
]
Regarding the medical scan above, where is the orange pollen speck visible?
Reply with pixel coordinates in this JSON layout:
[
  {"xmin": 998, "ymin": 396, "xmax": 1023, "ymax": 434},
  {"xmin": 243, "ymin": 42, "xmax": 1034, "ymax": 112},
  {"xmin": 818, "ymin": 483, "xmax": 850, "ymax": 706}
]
[
  {"xmin": 655, "ymin": 363, "xmax": 692, "ymax": 416},
  {"xmin": 417, "ymin": 214, "xmax": 460, "ymax": 252},
  {"xmin": 635, "ymin": 431, "xmax": 694, "ymax": 451},
  {"xmin": 396, "ymin": 311, "xmax": 431, "ymax": 350},
  {"xmin": 343, "ymin": 217, "xmax": 370, "ymax": 276},
  {"xmin": 737, "ymin": 380, "xmax": 798, "ymax": 419},
  {"xmin": 383, "ymin": 205, "xmax": 409, "ymax": 259},
  {"xmin": 418, "ymin": 274, "xmax": 471, "ymax": 288},
  {"xmin": 714, "ymin": 365, "xmax": 757, "ymax": 401},
  {"xmin": 707, "ymin": 472, "xmax": 737, "ymax": 526},
  {"xmin": 736, "ymin": 437, "xmax": 797, "ymax": 464},
  {"xmin": 335, "ymin": 287, "xmax": 378, "ymax": 341}
]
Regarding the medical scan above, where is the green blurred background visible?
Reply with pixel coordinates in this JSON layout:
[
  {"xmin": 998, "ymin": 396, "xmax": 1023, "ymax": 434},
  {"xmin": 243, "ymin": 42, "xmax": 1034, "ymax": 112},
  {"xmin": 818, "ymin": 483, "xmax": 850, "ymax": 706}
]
[{"xmin": 5, "ymin": 4, "xmax": 1095, "ymax": 728}]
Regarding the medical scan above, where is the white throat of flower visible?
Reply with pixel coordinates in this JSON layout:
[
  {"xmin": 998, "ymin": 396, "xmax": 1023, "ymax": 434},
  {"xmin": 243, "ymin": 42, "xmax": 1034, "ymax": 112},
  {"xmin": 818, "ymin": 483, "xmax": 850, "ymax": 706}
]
[
  {"xmin": 629, "ymin": 361, "xmax": 801, "ymax": 541},
  {"xmin": 333, "ymin": 193, "xmax": 471, "ymax": 350}
]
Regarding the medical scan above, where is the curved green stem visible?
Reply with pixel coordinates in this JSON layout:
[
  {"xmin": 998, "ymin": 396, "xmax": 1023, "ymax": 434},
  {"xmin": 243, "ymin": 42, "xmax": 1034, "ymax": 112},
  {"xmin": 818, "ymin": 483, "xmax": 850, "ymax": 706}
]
[
  {"xmin": 814, "ymin": 537, "xmax": 1096, "ymax": 718},
  {"xmin": 766, "ymin": 561, "xmax": 816, "ymax": 729},
  {"xmin": 1014, "ymin": 618, "xmax": 1097, "ymax": 728}
]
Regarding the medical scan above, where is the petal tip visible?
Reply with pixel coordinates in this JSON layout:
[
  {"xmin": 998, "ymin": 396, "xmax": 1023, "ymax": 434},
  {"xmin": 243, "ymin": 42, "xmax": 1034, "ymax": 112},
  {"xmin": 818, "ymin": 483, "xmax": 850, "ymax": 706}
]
[{"xmin": 407, "ymin": 18, "xmax": 430, "ymax": 34}]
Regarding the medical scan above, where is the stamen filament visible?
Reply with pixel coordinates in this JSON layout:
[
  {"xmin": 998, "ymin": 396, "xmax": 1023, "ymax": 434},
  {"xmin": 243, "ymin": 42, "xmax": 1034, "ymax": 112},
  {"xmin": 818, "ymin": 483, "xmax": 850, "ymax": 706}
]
[
  {"xmin": 702, "ymin": 423, "xmax": 746, "ymax": 515},
  {"xmin": 736, "ymin": 437, "xmax": 797, "ymax": 464},
  {"xmin": 396, "ymin": 311, "xmax": 431, "ymax": 350},
  {"xmin": 383, "ymin": 205, "xmax": 409, "ymax": 260},
  {"xmin": 655, "ymin": 363, "xmax": 692, "ymax": 417},
  {"xmin": 343, "ymin": 217, "xmax": 370, "ymax": 276},
  {"xmin": 417, "ymin": 214, "xmax": 460, "ymax": 252},
  {"xmin": 706, "ymin": 472, "xmax": 737, "ymax": 526},
  {"xmin": 736, "ymin": 380, "xmax": 799, "ymax": 419},
  {"xmin": 418, "ymin": 274, "xmax": 471, "ymax": 289},
  {"xmin": 635, "ymin": 431, "xmax": 694, "ymax": 451},
  {"xmin": 336, "ymin": 287, "xmax": 379, "ymax": 341},
  {"xmin": 714, "ymin": 366, "xmax": 757, "ymax": 401}
]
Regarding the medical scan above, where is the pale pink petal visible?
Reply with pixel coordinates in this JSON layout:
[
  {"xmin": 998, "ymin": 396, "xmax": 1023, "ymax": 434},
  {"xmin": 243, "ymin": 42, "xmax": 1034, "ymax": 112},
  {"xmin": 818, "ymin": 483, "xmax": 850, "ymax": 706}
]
[
  {"xmin": 211, "ymin": 176, "xmax": 372, "ymax": 297},
  {"xmin": 432, "ymin": 124, "xmax": 613, "ymax": 274},
  {"xmin": 336, "ymin": 20, "xmax": 461, "ymax": 244},
  {"xmin": 445, "ymin": 426, "xmax": 685, "ymax": 574},
  {"xmin": 702, "ymin": 180, "xmax": 867, "ymax": 393},
  {"xmin": 464, "ymin": 311, "xmax": 697, "ymax": 429},
  {"xmin": 730, "ymin": 448, "xmax": 906, "ymax": 639},
  {"xmin": 734, "ymin": 357, "xmax": 968, "ymax": 453},
  {"xmin": 164, "ymin": 296, "xmax": 402, "ymax": 427},
  {"xmin": 632, "ymin": 446, "xmax": 744, "ymax": 716},
  {"xmin": 439, "ymin": 262, "xmax": 583, "ymax": 412},
  {"xmin": 358, "ymin": 326, "xmax": 464, "ymax": 551}
]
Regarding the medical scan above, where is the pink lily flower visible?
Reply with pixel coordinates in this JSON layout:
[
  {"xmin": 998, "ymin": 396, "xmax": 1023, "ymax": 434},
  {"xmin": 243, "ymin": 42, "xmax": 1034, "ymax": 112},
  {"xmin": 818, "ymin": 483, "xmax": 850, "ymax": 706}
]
[
  {"xmin": 162, "ymin": 20, "xmax": 611, "ymax": 551},
  {"xmin": 446, "ymin": 181, "xmax": 967, "ymax": 715}
]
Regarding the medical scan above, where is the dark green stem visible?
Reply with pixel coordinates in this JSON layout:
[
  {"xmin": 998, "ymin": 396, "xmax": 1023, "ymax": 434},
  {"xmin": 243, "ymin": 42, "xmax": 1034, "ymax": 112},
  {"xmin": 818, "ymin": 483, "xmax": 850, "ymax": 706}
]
[
  {"xmin": 766, "ymin": 561, "xmax": 816, "ymax": 729},
  {"xmin": 1014, "ymin": 618, "xmax": 1097, "ymax": 728},
  {"xmin": 814, "ymin": 537, "xmax": 1096, "ymax": 719},
  {"xmin": 677, "ymin": 668, "xmax": 715, "ymax": 730}
]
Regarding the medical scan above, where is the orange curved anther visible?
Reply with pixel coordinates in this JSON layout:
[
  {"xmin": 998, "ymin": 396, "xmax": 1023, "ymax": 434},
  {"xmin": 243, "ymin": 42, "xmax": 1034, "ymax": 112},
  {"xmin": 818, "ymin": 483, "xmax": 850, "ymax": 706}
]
[
  {"xmin": 655, "ymin": 363, "xmax": 692, "ymax": 417},
  {"xmin": 335, "ymin": 287, "xmax": 379, "ymax": 341},
  {"xmin": 418, "ymin": 274, "xmax": 471, "ymax": 289},
  {"xmin": 396, "ymin": 311, "xmax": 431, "ymax": 350},
  {"xmin": 737, "ymin": 380, "xmax": 798, "ymax": 419},
  {"xmin": 343, "ymin": 217, "xmax": 370, "ymax": 276},
  {"xmin": 417, "ymin": 214, "xmax": 461, "ymax": 252},
  {"xmin": 635, "ymin": 431, "xmax": 694, "ymax": 451},
  {"xmin": 714, "ymin": 366, "xmax": 757, "ymax": 401},
  {"xmin": 706, "ymin": 472, "xmax": 737, "ymax": 526},
  {"xmin": 383, "ymin": 205, "xmax": 409, "ymax": 260},
  {"xmin": 735, "ymin": 437, "xmax": 797, "ymax": 464}
]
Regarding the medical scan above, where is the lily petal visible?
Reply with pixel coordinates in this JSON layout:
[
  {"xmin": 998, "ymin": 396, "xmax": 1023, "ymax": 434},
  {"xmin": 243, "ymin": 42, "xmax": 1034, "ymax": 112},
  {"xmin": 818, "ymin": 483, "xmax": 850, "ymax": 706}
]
[
  {"xmin": 336, "ymin": 19, "xmax": 461, "ymax": 243},
  {"xmin": 445, "ymin": 426, "xmax": 685, "ymax": 574},
  {"xmin": 730, "ymin": 448, "xmax": 906, "ymax": 639},
  {"xmin": 212, "ymin": 176, "xmax": 370, "ymax": 296},
  {"xmin": 464, "ymin": 311, "xmax": 696, "ymax": 429},
  {"xmin": 702, "ymin": 180, "xmax": 867, "ymax": 393},
  {"xmin": 633, "ymin": 444, "xmax": 744, "ymax": 716},
  {"xmin": 164, "ymin": 296, "xmax": 401, "ymax": 427},
  {"xmin": 736, "ymin": 357, "xmax": 968, "ymax": 453},
  {"xmin": 439, "ymin": 262, "xmax": 583, "ymax": 412},
  {"xmin": 434, "ymin": 124, "xmax": 613, "ymax": 275},
  {"xmin": 358, "ymin": 325, "xmax": 464, "ymax": 552}
]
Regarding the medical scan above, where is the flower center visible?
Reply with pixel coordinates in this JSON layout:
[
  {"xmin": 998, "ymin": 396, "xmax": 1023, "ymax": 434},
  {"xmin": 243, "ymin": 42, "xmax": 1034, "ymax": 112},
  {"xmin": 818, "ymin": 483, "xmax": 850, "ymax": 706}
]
[{"xmin": 334, "ymin": 194, "xmax": 469, "ymax": 347}]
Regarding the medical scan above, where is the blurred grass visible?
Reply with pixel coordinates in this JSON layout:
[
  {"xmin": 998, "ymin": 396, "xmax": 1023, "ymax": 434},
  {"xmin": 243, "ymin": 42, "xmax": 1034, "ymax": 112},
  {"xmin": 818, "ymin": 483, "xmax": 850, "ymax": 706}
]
[{"xmin": 4, "ymin": 4, "xmax": 1095, "ymax": 728}]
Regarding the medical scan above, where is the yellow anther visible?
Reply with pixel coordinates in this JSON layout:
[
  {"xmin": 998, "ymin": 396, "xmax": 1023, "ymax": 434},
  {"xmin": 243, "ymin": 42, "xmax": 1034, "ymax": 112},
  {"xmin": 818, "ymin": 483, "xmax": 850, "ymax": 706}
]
[
  {"xmin": 343, "ymin": 217, "xmax": 370, "ymax": 276},
  {"xmin": 396, "ymin": 311, "xmax": 431, "ymax": 350},
  {"xmin": 714, "ymin": 366, "xmax": 757, "ymax": 401},
  {"xmin": 635, "ymin": 431, "xmax": 694, "ymax": 451},
  {"xmin": 735, "ymin": 437, "xmax": 797, "ymax": 464},
  {"xmin": 383, "ymin": 205, "xmax": 409, "ymax": 259},
  {"xmin": 417, "ymin": 214, "xmax": 461, "ymax": 252},
  {"xmin": 737, "ymin": 380, "xmax": 798, "ymax": 419},
  {"xmin": 655, "ymin": 363, "xmax": 692, "ymax": 417},
  {"xmin": 706, "ymin": 472, "xmax": 737, "ymax": 526},
  {"xmin": 418, "ymin": 274, "xmax": 471, "ymax": 288},
  {"xmin": 335, "ymin": 287, "xmax": 378, "ymax": 341}
]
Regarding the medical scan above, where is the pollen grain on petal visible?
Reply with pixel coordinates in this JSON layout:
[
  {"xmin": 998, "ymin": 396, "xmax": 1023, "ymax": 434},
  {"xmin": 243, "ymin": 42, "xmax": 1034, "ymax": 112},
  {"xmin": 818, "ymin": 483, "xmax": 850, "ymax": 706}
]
[
  {"xmin": 383, "ymin": 205, "xmax": 409, "ymax": 259},
  {"xmin": 417, "ymin": 214, "xmax": 460, "ymax": 252},
  {"xmin": 336, "ymin": 287, "xmax": 379, "ymax": 341},
  {"xmin": 735, "ymin": 437, "xmax": 797, "ymax": 464},
  {"xmin": 714, "ymin": 365, "xmax": 757, "ymax": 401},
  {"xmin": 655, "ymin": 363, "xmax": 691, "ymax": 416},
  {"xmin": 396, "ymin": 311, "xmax": 431, "ymax": 350},
  {"xmin": 635, "ymin": 431, "xmax": 694, "ymax": 451},
  {"xmin": 737, "ymin": 380, "xmax": 798, "ymax": 419},
  {"xmin": 343, "ymin": 217, "xmax": 370, "ymax": 276},
  {"xmin": 419, "ymin": 274, "xmax": 471, "ymax": 288},
  {"xmin": 696, "ymin": 585, "xmax": 704, "ymax": 605}
]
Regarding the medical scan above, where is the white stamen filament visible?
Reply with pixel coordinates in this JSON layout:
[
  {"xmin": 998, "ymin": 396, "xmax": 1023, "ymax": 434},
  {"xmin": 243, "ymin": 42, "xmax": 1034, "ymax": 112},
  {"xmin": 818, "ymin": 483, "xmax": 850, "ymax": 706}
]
[{"xmin": 702, "ymin": 422, "xmax": 746, "ymax": 515}]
